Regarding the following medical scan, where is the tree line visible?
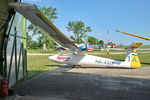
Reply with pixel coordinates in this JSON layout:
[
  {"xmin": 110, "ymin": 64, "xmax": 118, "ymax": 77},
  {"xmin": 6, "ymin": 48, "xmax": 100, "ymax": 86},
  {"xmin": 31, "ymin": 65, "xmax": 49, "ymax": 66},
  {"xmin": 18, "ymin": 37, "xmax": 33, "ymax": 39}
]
[{"xmin": 27, "ymin": 7, "xmax": 104, "ymax": 50}]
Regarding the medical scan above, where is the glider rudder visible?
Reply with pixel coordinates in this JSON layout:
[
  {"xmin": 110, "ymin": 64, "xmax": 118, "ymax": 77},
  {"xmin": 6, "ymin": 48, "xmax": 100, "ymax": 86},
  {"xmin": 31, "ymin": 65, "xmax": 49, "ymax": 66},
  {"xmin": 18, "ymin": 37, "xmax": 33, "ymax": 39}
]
[{"xmin": 125, "ymin": 42, "xmax": 142, "ymax": 68}]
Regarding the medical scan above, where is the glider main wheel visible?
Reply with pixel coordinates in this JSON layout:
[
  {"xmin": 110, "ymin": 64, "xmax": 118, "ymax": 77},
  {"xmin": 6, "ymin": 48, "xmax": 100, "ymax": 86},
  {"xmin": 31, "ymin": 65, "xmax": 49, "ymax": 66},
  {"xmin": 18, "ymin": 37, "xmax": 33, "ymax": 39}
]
[{"xmin": 74, "ymin": 65, "xmax": 82, "ymax": 68}]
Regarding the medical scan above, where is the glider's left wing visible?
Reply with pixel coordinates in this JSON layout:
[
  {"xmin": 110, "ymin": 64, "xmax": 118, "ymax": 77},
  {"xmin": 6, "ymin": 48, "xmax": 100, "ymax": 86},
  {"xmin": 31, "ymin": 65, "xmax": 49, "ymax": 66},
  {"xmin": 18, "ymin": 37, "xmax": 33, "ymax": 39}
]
[{"xmin": 9, "ymin": 2, "xmax": 84, "ymax": 55}]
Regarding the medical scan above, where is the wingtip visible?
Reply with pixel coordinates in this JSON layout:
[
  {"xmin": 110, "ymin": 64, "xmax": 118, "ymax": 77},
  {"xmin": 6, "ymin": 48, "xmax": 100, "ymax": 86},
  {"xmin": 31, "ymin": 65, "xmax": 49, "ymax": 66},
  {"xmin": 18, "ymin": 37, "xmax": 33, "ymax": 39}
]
[{"xmin": 115, "ymin": 30, "xmax": 121, "ymax": 32}]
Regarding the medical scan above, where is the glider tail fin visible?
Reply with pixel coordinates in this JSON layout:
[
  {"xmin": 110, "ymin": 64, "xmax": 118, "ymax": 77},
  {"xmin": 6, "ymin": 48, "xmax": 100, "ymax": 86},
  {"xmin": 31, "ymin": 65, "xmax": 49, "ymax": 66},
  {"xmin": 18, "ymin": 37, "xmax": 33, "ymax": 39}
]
[{"xmin": 125, "ymin": 42, "xmax": 142, "ymax": 68}]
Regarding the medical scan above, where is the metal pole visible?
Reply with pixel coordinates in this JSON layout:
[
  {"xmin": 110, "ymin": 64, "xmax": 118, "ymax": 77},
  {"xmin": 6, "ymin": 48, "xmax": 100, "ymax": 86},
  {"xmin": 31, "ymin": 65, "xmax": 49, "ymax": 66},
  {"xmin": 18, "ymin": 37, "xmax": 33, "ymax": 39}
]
[{"xmin": 22, "ymin": 17, "xmax": 27, "ymax": 75}]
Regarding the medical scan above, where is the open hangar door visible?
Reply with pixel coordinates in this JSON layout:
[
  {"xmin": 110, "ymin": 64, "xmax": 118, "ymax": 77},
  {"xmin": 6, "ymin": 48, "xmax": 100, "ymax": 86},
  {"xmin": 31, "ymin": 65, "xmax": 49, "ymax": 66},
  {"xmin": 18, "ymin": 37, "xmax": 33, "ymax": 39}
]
[{"xmin": 0, "ymin": 0, "xmax": 27, "ymax": 87}]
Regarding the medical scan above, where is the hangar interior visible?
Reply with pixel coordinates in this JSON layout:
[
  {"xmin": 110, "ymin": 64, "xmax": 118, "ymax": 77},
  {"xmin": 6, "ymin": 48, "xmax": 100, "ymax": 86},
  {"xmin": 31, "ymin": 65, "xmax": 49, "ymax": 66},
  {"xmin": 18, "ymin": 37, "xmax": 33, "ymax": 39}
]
[{"xmin": 0, "ymin": 0, "xmax": 27, "ymax": 87}]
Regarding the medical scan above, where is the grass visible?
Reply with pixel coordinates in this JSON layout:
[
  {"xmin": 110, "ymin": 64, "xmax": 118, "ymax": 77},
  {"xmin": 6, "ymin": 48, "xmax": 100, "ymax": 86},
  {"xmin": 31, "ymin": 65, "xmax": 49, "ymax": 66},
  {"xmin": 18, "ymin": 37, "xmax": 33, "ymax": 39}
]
[
  {"xmin": 27, "ymin": 55, "xmax": 61, "ymax": 76},
  {"xmin": 139, "ymin": 45, "xmax": 150, "ymax": 48},
  {"xmin": 117, "ymin": 45, "xmax": 150, "ymax": 48},
  {"xmin": 27, "ymin": 48, "xmax": 59, "ymax": 54},
  {"xmin": 85, "ymin": 50, "xmax": 150, "ymax": 54},
  {"xmin": 85, "ymin": 50, "xmax": 126, "ymax": 53},
  {"xmin": 138, "ymin": 53, "xmax": 150, "ymax": 67},
  {"xmin": 15, "ymin": 55, "xmax": 62, "ymax": 84}
]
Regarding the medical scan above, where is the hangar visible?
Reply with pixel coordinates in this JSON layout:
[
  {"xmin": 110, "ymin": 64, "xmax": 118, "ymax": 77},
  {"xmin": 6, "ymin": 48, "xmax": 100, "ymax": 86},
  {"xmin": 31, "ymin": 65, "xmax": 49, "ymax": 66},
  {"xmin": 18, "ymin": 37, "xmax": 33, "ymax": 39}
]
[{"xmin": 0, "ymin": 0, "xmax": 27, "ymax": 87}]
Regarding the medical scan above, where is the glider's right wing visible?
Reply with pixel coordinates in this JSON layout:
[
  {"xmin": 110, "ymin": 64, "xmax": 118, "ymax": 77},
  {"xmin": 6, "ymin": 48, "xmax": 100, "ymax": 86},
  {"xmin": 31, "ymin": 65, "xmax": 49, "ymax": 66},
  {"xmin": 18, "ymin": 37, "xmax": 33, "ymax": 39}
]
[
  {"xmin": 116, "ymin": 30, "xmax": 150, "ymax": 41},
  {"xmin": 9, "ymin": 2, "xmax": 84, "ymax": 55}
]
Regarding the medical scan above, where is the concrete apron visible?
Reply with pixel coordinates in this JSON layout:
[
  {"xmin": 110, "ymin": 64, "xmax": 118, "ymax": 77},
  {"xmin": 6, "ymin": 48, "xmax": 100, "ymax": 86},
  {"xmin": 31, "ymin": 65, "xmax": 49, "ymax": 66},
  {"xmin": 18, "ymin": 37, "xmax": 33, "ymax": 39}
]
[{"xmin": 12, "ymin": 66, "xmax": 150, "ymax": 100}]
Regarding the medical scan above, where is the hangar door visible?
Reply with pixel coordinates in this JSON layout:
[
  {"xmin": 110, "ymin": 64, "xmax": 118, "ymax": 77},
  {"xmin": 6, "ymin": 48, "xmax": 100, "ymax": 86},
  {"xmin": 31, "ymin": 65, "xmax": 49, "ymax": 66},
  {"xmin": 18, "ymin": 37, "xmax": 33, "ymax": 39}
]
[{"xmin": 3, "ymin": 12, "xmax": 27, "ymax": 87}]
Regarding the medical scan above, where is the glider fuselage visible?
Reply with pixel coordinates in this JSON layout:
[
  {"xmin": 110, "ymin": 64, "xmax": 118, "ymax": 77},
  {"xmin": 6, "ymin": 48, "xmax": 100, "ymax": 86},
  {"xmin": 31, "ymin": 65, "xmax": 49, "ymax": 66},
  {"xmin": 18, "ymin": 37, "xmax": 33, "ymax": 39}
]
[{"xmin": 49, "ymin": 54, "xmax": 131, "ymax": 68}]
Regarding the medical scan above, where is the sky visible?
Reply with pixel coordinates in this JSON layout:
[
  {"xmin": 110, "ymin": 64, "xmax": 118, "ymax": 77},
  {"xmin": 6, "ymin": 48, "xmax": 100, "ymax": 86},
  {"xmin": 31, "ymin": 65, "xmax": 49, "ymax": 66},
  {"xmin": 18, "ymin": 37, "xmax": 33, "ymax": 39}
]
[{"xmin": 22, "ymin": 0, "xmax": 150, "ymax": 45}]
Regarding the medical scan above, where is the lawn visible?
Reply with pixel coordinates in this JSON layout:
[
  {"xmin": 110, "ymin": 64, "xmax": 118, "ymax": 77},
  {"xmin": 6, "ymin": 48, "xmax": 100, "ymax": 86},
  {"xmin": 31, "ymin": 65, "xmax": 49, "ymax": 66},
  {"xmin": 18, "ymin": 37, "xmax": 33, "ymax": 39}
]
[
  {"xmin": 117, "ymin": 45, "xmax": 150, "ymax": 48},
  {"xmin": 27, "ymin": 55, "xmax": 62, "ymax": 76},
  {"xmin": 27, "ymin": 48, "xmax": 59, "ymax": 54},
  {"xmin": 16, "ymin": 55, "xmax": 62, "ymax": 83}
]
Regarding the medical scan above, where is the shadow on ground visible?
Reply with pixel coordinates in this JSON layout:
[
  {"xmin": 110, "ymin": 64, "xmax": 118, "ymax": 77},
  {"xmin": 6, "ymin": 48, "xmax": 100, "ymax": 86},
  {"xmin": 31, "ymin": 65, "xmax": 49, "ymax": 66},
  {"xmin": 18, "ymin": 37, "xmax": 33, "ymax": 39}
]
[
  {"xmin": 82, "ymin": 66, "xmax": 130, "ymax": 69},
  {"xmin": 45, "ymin": 64, "xmax": 62, "ymax": 67},
  {"xmin": 141, "ymin": 62, "xmax": 150, "ymax": 65}
]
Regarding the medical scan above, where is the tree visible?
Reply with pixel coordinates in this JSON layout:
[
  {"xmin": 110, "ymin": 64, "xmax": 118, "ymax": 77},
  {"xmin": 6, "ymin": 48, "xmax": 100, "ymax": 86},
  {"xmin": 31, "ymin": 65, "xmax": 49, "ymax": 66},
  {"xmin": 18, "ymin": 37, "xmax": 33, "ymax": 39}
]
[
  {"xmin": 66, "ymin": 21, "xmax": 92, "ymax": 44},
  {"xmin": 40, "ymin": 7, "xmax": 57, "ymax": 23},
  {"xmin": 27, "ymin": 7, "xmax": 58, "ymax": 51},
  {"xmin": 98, "ymin": 40, "xmax": 104, "ymax": 46},
  {"xmin": 27, "ymin": 32, "xmax": 38, "ymax": 49},
  {"xmin": 27, "ymin": 34, "xmax": 32, "ymax": 48},
  {"xmin": 88, "ymin": 36, "xmax": 99, "ymax": 45}
]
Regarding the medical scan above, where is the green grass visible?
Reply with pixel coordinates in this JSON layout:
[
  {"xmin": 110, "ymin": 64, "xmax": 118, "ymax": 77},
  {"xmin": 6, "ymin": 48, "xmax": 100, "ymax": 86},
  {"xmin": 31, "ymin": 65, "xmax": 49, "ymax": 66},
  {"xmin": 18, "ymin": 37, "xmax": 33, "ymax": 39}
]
[
  {"xmin": 139, "ymin": 45, "xmax": 150, "ymax": 48},
  {"xmin": 138, "ymin": 53, "xmax": 150, "ymax": 67},
  {"xmin": 27, "ymin": 55, "xmax": 61, "ymax": 75},
  {"xmin": 16, "ymin": 55, "xmax": 62, "ymax": 84},
  {"xmin": 85, "ymin": 50, "xmax": 126, "ymax": 53},
  {"xmin": 117, "ymin": 45, "xmax": 150, "ymax": 49},
  {"xmin": 94, "ymin": 53, "xmax": 150, "ymax": 67},
  {"xmin": 85, "ymin": 50, "xmax": 150, "ymax": 54},
  {"xmin": 27, "ymin": 48, "xmax": 59, "ymax": 54}
]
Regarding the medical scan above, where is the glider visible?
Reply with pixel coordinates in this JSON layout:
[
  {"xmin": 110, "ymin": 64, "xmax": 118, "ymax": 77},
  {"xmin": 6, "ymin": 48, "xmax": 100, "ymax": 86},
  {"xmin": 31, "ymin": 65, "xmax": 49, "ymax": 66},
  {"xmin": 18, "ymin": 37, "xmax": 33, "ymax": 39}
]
[
  {"xmin": 9, "ymin": 2, "xmax": 142, "ymax": 68},
  {"xmin": 116, "ymin": 30, "xmax": 150, "ymax": 41}
]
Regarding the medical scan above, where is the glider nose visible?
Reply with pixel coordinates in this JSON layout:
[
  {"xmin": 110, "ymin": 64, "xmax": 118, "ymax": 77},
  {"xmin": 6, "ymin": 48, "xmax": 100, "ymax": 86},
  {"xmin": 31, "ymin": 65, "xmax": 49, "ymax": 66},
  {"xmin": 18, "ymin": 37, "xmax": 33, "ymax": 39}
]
[{"xmin": 48, "ymin": 55, "xmax": 57, "ymax": 61}]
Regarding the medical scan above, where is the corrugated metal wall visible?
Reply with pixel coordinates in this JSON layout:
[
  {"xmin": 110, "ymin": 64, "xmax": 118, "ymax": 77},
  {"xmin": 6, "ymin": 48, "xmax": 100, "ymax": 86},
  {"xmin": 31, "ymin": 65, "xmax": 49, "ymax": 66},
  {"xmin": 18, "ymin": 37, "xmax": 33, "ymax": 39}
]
[{"xmin": 6, "ymin": 13, "xmax": 27, "ymax": 87}]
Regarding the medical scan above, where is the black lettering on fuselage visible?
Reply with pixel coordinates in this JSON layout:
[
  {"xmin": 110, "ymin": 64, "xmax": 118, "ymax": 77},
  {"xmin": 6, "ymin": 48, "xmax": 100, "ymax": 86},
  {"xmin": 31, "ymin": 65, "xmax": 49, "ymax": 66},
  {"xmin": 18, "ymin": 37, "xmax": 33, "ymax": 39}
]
[{"xmin": 95, "ymin": 60, "xmax": 113, "ymax": 65}]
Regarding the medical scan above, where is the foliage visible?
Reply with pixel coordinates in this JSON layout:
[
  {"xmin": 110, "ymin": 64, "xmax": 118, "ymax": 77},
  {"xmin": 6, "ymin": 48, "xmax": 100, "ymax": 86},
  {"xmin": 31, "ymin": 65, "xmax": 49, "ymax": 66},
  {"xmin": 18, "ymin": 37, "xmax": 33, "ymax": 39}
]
[
  {"xmin": 40, "ymin": 7, "xmax": 57, "ymax": 23},
  {"xmin": 27, "ymin": 34, "xmax": 38, "ymax": 49},
  {"xmin": 98, "ymin": 40, "xmax": 104, "ymax": 46},
  {"xmin": 88, "ymin": 36, "xmax": 99, "ymax": 45},
  {"xmin": 66, "ymin": 21, "xmax": 92, "ymax": 43},
  {"xmin": 87, "ymin": 36, "xmax": 104, "ymax": 48},
  {"xmin": 27, "ymin": 7, "xmax": 58, "ymax": 50}
]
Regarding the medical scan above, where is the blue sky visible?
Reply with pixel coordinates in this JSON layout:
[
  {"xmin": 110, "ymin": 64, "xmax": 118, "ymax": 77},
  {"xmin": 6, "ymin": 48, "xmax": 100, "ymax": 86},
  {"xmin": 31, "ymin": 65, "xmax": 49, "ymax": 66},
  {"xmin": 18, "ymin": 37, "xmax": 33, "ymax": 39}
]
[{"xmin": 23, "ymin": 0, "xmax": 150, "ymax": 45}]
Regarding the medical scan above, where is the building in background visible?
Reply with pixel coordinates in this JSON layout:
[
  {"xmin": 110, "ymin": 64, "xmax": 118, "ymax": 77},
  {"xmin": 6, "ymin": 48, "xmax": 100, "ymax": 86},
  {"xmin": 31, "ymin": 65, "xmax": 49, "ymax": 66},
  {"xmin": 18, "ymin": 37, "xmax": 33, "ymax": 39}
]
[{"xmin": 106, "ymin": 42, "xmax": 118, "ymax": 48}]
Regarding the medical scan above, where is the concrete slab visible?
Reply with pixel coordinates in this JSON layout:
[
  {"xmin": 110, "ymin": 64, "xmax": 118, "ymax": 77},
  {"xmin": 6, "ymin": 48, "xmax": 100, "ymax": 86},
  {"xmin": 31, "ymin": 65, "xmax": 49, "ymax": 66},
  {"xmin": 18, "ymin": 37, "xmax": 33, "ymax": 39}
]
[{"xmin": 13, "ymin": 67, "xmax": 150, "ymax": 100}]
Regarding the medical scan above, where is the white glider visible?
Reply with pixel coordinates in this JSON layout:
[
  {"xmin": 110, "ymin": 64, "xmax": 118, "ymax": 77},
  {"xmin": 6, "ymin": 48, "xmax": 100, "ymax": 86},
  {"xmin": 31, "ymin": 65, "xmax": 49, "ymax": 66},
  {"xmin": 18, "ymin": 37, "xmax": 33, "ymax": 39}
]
[{"xmin": 9, "ymin": 2, "xmax": 142, "ymax": 68}]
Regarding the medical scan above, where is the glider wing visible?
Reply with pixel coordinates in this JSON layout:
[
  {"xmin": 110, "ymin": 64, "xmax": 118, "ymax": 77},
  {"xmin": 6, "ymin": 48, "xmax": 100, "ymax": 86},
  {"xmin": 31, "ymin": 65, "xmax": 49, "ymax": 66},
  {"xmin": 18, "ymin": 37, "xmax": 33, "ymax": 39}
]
[{"xmin": 9, "ymin": 2, "xmax": 84, "ymax": 55}]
